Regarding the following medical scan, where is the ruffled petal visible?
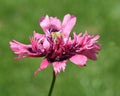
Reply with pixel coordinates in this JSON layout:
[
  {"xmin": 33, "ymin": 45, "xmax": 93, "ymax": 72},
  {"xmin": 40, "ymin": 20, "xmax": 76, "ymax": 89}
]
[
  {"xmin": 43, "ymin": 38, "xmax": 50, "ymax": 50},
  {"xmin": 9, "ymin": 40, "xmax": 32, "ymax": 59},
  {"xmin": 91, "ymin": 35, "xmax": 100, "ymax": 42},
  {"xmin": 53, "ymin": 60, "xmax": 66, "ymax": 75},
  {"xmin": 81, "ymin": 48, "xmax": 99, "ymax": 60},
  {"xmin": 50, "ymin": 17, "xmax": 62, "ymax": 31},
  {"xmin": 69, "ymin": 54, "xmax": 87, "ymax": 66},
  {"xmin": 40, "ymin": 15, "xmax": 50, "ymax": 33},
  {"xmin": 33, "ymin": 31, "xmax": 44, "ymax": 39},
  {"xmin": 40, "ymin": 59, "xmax": 50, "ymax": 70},
  {"xmin": 62, "ymin": 14, "xmax": 76, "ymax": 37},
  {"xmin": 40, "ymin": 15, "xmax": 62, "ymax": 33},
  {"xmin": 85, "ymin": 35, "xmax": 100, "ymax": 49},
  {"xmin": 34, "ymin": 58, "xmax": 50, "ymax": 76}
]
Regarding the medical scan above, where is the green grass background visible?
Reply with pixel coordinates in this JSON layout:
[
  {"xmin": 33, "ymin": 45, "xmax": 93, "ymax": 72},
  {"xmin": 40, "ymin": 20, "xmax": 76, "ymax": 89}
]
[{"xmin": 0, "ymin": 0, "xmax": 120, "ymax": 96}]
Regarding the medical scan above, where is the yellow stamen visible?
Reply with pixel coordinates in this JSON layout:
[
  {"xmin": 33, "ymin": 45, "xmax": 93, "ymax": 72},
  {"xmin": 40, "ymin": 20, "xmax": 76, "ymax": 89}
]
[{"xmin": 51, "ymin": 32, "xmax": 64, "ymax": 41}]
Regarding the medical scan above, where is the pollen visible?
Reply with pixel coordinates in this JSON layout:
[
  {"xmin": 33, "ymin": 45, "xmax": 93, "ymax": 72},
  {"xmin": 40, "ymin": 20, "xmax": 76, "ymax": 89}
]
[{"xmin": 51, "ymin": 32, "xmax": 64, "ymax": 41}]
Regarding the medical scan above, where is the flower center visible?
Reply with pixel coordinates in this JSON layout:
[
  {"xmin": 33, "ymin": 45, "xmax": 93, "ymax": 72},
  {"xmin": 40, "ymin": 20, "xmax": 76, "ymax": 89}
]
[{"xmin": 51, "ymin": 32, "xmax": 64, "ymax": 41}]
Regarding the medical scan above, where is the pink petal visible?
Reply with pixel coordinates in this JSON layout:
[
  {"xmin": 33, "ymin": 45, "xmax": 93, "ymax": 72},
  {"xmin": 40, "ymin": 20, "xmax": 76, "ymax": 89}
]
[
  {"xmin": 81, "ymin": 49, "xmax": 98, "ymax": 60},
  {"xmin": 10, "ymin": 40, "xmax": 31, "ymax": 55},
  {"xmin": 40, "ymin": 15, "xmax": 50, "ymax": 32},
  {"xmin": 53, "ymin": 61, "xmax": 66, "ymax": 75},
  {"xmin": 10, "ymin": 40, "xmax": 41, "ymax": 59},
  {"xmin": 62, "ymin": 14, "xmax": 76, "ymax": 37},
  {"xmin": 33, "ymin": 31, "xmax": 44, "ymax": 39},
  {"xmin": 82, "ymin": 32, "xmax": 89, "ymax": 45},
  {"xmin": 39, "ymin": 58, "xmax": 50, "ymax": 70},
  {"xmin": 43, "ymin": 38, "xmax": 50, "ymax": 50},
  {"xmin": 69, "ymin": 55, "xmax": 87, "ymax": 66},
  {"xmin": 91, "ymin": 35, "xmax": 100, "ymax": 41},
  {"xmin": 85, "ymin": 35, "xmax": 100, "ymax": 49},
  {"xmin": 34, "ymin": 58, "xmax": 50, "ymax": 76},
  {"xmin": 50, "ymin": 17, "xmax": 62, "ymax": 30}
]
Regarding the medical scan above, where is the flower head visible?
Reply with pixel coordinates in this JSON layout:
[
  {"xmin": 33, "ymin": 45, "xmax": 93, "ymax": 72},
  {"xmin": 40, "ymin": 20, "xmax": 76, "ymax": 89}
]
[{"xmin": 10, "ymin": 14, "xmax": 101, "ymax": 75}]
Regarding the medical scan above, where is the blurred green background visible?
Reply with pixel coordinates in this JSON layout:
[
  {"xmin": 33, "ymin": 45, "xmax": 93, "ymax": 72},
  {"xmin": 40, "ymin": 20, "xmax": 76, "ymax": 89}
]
[{"xmin": 0, "ymin": 0, "xmax": 120, "ymax": 96}]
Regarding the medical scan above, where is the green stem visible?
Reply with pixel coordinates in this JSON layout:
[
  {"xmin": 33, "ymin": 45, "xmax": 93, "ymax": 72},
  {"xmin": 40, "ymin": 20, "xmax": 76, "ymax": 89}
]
[{"xmin": 48, "ymin": 70, "xmax": 56, "ymax": 96}]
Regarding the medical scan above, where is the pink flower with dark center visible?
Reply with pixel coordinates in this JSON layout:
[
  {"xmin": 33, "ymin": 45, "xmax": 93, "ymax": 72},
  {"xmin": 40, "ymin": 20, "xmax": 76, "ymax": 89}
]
[{"xmin": 10, "ymin": 14, "xmax": 101, "ymax": 75}]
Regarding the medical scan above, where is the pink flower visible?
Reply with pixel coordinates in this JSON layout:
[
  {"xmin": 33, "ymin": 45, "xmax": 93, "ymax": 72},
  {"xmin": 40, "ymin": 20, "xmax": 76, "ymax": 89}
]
[{"xmin": 9, "ymin": 14, "xmax": 101, "ymax": 75}]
